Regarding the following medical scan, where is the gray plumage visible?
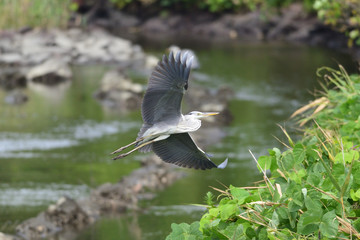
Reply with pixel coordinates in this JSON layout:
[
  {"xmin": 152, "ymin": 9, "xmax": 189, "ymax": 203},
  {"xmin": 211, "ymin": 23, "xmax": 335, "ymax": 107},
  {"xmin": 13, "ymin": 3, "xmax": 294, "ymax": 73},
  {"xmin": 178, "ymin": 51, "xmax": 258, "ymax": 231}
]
[{"xmin": 112, "ymin": 50, "xmax": 228, "ymax": 170}]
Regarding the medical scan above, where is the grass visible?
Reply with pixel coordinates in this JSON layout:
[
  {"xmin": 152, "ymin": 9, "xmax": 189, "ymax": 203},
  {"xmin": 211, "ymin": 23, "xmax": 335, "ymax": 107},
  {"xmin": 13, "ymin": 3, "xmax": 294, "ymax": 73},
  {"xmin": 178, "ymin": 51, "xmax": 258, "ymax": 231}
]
[
  {"xmin": 166, "ymin": 66, "xmax": 360, "ymax": 239},
  {"xmin": 0, "ymin": 0, "xmax": 72, "ymax": 30}
]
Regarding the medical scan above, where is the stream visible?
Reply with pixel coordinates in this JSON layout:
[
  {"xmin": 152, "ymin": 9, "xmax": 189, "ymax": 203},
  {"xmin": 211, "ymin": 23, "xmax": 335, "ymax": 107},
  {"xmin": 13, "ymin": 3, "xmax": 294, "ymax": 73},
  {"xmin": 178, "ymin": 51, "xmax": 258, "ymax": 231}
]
[{"xmin": 0, "ymin": 42, "xmax": 356, "ymax": 239}]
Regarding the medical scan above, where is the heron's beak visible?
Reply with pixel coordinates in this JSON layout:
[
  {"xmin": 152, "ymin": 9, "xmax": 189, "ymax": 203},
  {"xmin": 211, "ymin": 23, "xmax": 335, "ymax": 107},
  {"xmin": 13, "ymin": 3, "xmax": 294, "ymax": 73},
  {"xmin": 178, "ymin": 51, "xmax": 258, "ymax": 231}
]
[{"xmin": 204, "ymin": 112, "xmax": 219, "ymax": 116}]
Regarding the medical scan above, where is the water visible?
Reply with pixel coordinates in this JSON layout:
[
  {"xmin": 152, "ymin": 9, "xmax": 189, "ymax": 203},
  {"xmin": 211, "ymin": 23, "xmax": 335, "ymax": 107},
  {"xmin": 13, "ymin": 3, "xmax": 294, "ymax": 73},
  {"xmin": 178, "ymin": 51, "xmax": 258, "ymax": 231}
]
[{"xmin": 0, "ymin": 42, "xmax": 356, "ymax": 238}]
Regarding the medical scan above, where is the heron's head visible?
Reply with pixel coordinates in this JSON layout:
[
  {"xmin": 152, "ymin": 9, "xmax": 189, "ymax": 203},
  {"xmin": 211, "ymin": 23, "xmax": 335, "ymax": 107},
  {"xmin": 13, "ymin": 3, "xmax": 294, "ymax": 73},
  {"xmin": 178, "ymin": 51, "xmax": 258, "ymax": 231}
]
[{"xmin": 188, "ymin": 111, "xmax": 219, "ymax": 119}]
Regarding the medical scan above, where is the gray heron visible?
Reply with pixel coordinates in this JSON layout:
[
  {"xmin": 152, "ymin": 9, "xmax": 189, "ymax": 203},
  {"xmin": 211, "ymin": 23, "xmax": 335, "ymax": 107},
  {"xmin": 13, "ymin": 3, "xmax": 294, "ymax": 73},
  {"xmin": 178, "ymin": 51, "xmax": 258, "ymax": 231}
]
[{"xmin": 111, "ymin": 51, "xmax": 228, "ymax": 170}]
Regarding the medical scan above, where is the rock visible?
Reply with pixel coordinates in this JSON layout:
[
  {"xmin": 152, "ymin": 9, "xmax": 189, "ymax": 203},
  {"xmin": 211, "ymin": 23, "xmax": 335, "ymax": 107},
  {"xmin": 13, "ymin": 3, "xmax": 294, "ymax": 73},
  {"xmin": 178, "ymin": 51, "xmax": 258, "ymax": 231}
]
[
  {"xmin": 16, "ymin": 196, "xmax": 91, "ymax": 240},
  {"xmin": 94, "ymin": 70, "xmax": 142, "ymax": 110},
  {"xmin": 145, "ymin": 55, "xmax": 159, "ymax": 70},
  {"xmin": 16, "ymin": 213, "xmax": 60, "ymax": 239},
  {"xmin": 0, "ymin": 28, "xmax": 152, "ymax": 69},
  {"xmin": 45, "ymin": 196, "xmax": 91, "ymax": 229},
  {"xmin": 20, "ymin": 30, "xmax": 69, "ymax": 65},
  {"xmin": 109, "ymin": 11, "xmax": 140, "ymax": 30},
  {"xmin": 0, "ymin": 68, "xmax": 27, "ymax": 90},
  {"xmin": 142, "ymin": 17, "xmax": 170, "ymax": 34},
  {"xmin": 26, "ymin": 58, "xmax": 72, "ymax": 85},
  {"xmin": 221, "ymin": 12, "xmax": 264, "ymax": 41},
  {"xmin": 101, "ymin": 70, "xmax": 142, "ymax": 93},
  {"xmin": 0, "ymin": 232, "xmax": 20, "ymax": 240},
  {"xmin": 0, "ymin": 53, "xmax": 23, "ymax": 67}
]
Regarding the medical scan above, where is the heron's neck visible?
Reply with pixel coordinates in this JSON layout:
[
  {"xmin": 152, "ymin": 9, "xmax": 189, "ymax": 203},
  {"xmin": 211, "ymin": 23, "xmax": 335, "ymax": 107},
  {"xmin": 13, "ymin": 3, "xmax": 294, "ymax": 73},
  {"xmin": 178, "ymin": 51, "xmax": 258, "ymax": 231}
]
[
  {"xmin": 179, "ymin": 114, "xmax": 202, "ymax": 132},
  {"xmin": 183, "ymin": 114, "xmax": 201, "ymax": 122}
]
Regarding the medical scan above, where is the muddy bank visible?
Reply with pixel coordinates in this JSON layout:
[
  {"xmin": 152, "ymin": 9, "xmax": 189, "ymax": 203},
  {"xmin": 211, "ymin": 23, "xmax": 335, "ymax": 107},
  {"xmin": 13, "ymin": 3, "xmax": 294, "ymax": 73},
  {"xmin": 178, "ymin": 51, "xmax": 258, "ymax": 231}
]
[{"xmin": 80, "ymin": 3, "xmax": 359, "ymax": 60}]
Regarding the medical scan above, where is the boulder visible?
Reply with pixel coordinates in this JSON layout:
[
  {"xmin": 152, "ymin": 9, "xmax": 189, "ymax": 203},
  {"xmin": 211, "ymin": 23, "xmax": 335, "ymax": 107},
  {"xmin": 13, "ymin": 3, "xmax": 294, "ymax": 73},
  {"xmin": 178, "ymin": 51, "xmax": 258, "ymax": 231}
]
[
  {"xmin": 94, "ymin": 70, "xmax": 142, "ymax": 110},
  {"xmin": 26, "ymin": 58, "xmax": 72, "ymax": 85},
  {"xmin": 16, "ymin": 196, "xmax": 91, "ymax": 240},
  {"xmin": 0, "ymin": 68, "xmax": 27, "ymax": 90},
  {"xmin": 0, "ymin": 232, "xmax": 20, "ymax": 240}
]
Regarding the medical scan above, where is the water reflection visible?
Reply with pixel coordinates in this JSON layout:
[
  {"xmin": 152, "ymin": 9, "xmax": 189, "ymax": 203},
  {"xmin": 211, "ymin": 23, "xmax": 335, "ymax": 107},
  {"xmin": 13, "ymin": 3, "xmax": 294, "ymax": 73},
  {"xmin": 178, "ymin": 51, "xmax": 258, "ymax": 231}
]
[{"xmin": 28, "ymin": 80, "xmax": 71, "ymax": 104}]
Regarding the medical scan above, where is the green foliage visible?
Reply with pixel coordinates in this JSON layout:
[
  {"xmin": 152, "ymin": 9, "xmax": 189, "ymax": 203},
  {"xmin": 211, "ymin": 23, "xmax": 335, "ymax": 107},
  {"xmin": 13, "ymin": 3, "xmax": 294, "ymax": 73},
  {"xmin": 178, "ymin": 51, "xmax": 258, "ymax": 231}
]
[
  {"xmin": 166, "ymin": 66, "xmax": 360, "ymax": 239},
  {"xmin": 313, "ymin": 0, "xmax": 360, "ymax": 46},
  {"xmin": 166, "ymin": 222, "xmax": 203, "ymax": 240},
  {"xmin": 109, "ymin": 0, "xmax": 313, "ymax": 13},
  {"xmin": 0, "ymin": 0, "xmax": 72, "ymax": 29}
]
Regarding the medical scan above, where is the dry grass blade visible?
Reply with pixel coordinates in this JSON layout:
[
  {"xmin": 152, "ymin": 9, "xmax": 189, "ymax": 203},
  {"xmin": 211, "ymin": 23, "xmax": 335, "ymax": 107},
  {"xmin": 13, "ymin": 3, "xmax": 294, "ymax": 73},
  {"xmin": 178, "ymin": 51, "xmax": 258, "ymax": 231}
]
[
  {"xmin": 247, "ymin": 201, "xmax": 282, "ymax": 206},
  {"xmin": 277, "ymin": 124, "xmax": 295, "ymax": 147},
  {"xmin": 272, "ymin": 135, "xmax": 291, "ymax": 149},
  {"xmin": 239, "ymin": 186, "xmax": 267, "ymax": 189},
  {"xmin": 336, "ymin": 216, "xmax": 360, "ymax": 239},
  {"xmin": 311, "ymin": 102, "xmax": 329, "ymax": 116},
  {"xmin": 276, "ymin": 169, "xmax": 287, "ymax": 180},
  {"xmin": 310, "ymin": 184, "xmax": 340, "ymax": 203},
  {"xmin": 290, "ymin": 97, "xmax": 328, "ymax": 118},
  {"xmin": 209, "ymin": 186, "xmax": 228, "ymax": 195}
]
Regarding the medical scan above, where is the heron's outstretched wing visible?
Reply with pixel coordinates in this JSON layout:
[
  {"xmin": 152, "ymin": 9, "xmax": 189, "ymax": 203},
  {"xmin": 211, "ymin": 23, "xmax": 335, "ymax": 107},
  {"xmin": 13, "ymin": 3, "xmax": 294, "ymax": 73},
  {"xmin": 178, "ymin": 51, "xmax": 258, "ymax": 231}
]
[
  {"xmin": 142, "ymin": 51, "xmax": 193, "ymax": 125},
  {"xmin": 152, "ymin": 133, "xmax": 227, "ymax": 170}
]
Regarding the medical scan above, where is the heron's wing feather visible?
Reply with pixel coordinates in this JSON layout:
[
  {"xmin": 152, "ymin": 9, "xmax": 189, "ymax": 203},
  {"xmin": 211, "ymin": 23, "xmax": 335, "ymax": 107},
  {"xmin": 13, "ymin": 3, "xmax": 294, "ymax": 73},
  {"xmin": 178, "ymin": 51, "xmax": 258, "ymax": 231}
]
[
  {"xmin": 142, "ymin": 51, "xmax": 193, "ymax": 124},
  {"xmin": 152, "ymin": 133, "xmax": 218, "ymax": 170}
]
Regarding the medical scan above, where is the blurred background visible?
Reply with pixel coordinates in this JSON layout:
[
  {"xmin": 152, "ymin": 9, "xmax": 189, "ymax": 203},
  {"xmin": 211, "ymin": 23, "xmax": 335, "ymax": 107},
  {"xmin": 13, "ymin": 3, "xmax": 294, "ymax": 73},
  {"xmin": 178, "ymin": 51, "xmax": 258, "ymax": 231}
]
[{"xmin": 0, "ymin": 0, "xmax": 359, "ymax": 239}]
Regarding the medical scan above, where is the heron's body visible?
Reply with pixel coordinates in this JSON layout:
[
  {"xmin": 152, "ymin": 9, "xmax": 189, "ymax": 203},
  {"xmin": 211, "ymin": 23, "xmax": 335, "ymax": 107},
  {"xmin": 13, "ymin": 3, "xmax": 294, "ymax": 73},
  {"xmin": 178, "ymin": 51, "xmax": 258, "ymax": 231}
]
[
  {"xmin": 112, "ymin": 50, "xmax": 228, "ymax": 170},
  {"xmin": 137, "ymin": 113, "xmax": 201, "ymax": 149}
]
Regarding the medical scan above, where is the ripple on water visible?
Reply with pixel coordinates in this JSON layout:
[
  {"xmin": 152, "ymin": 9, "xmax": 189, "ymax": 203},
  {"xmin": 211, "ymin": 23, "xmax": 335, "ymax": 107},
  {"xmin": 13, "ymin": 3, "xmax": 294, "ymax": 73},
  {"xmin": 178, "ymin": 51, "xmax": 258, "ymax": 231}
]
[
  {"xmin": 0, "ymin": 120, "xmax": 140, "ymax": 157},
  {"xmin": 0, "ymin": 183, "xmax": 90, "ymax": 206},
  {"xmin": 148, "ymin": 205, "xmax": 207, "ymax": 216}
]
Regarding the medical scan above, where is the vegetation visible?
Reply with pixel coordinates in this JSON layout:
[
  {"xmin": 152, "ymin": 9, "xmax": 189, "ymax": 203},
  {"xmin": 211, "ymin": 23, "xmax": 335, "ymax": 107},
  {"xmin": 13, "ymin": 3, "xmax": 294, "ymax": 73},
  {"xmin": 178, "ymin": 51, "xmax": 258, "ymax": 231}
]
[
  {"xmin": 166, "ymin": 66, "xmax": 360, "ymax": 239},
  {"xmin": 313, "ymin": 0, "xmax": 360, "ymax": 47},
  {"xmin": 0, "ymin": 0, "xmax": 72, "ymax": 29}
]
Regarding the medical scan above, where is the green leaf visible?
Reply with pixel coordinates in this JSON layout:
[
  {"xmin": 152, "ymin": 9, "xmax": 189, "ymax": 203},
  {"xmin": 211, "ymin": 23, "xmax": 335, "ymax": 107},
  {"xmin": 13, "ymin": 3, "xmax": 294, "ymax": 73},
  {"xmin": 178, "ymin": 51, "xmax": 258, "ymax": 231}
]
[
  {"xmin": 350, "ymin": 188, "xmax": 360, "ymax": 201},
  {"xmin": 229, "ymin": 185, "xmax": 250, "ymax": 204},
  {"xmin": 307, "ymin": 172, "xmax": 322, "ymax": 186},
  {"xmin": 350, "ymin": 29, "xmax": 360, "ymax": 39},
  {"xmin": 220, "ymin": 222, "xmax": 244, "ymax": 239},
  {"xmin": 257, "ymin": 155, "xmax": 272, "ymax": 172},
  {"xmin": 297, "ymin": 211, "xmax": 321, "ymax": 235},
  {"xmin": 258, "ymin": 227, "xmax": 268, "ymax": 240},
  {"xmin": 305, "ymin": 196, "xmax": 322, "ymax": 212},
  {"xmin": 269, "ymin": 211, "xmax": 279, "ymax": 228},
  {"xmin": 354, "ymin": 218, "xmax": 360, "ymax": 232},
  {"xmin": 166, "ymin": 222, "xmax": 203, "ymax": 240},
  {"xmin": 334, "ymin": 151, "xmax": 359, "ymax": 164},
  {"xmin": 319, "ymin": 210, "xmax": 338, "ymax": 238},
  {"xmin": 245, "ymin": 227, "xmax": 256, "ymax": 239},
  {"xmin": 219, "ymin": 201, "xmax": 238, "ymax": 220},
  {"xmin": 293, "ymin": 143, "xmax": 306, "ymax": 164}
]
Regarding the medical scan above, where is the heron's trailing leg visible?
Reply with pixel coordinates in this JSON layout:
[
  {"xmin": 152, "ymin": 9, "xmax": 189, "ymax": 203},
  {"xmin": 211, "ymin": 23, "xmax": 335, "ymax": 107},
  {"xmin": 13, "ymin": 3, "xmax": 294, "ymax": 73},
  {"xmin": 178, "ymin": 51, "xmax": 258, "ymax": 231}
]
[
  {"xmin": 112, "ymin": 138, "xmax": 157, "ymax": 160},
  {"xmin": 111, "ymin": 137, "xmax": 145, "ymax": 154}
]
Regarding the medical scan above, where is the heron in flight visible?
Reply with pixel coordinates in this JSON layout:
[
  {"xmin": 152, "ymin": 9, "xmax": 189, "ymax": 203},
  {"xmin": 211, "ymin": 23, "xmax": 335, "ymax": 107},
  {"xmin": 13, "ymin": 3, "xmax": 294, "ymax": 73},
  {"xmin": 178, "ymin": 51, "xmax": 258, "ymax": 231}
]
[{"xmin": 111, "ymin": 51, "xmax": 228, "ymax": 170}]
